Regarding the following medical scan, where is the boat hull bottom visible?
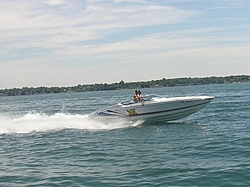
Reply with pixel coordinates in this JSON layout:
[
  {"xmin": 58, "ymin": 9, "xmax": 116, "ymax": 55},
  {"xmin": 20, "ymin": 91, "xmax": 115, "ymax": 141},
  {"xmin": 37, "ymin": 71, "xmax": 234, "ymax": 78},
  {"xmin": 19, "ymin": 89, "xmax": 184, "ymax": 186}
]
[{"xmin": 134, "ymin": 103, "xmax": 209, "ymax": 122}]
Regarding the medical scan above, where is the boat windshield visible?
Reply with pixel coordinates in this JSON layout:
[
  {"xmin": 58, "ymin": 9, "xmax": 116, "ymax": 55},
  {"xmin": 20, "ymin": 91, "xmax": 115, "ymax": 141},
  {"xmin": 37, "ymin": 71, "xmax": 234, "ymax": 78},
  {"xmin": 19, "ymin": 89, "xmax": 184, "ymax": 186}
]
[
  {"xmin": 121, "ymin": 94, "xmax": 162, "ymax": 105},
  {"xmin": 142, "ymin": 94, "xmax": 162, "ymax": 101}
]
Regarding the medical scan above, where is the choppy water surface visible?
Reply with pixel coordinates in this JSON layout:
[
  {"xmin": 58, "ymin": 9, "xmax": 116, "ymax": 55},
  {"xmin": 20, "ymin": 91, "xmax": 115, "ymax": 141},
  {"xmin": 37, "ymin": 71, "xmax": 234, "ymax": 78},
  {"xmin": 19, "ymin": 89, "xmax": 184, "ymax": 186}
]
[{"xmin": 0, "ymin": 83, "xmax": 249, "ymax": 186}]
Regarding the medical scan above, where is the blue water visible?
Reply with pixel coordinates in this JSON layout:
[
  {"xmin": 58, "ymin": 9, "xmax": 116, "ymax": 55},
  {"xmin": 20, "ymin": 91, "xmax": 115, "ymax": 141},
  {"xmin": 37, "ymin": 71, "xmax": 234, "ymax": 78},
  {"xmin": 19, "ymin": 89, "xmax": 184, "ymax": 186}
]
[{"xmin": 0, "ymin": 83, "xmax": 250, "ymax": 186}]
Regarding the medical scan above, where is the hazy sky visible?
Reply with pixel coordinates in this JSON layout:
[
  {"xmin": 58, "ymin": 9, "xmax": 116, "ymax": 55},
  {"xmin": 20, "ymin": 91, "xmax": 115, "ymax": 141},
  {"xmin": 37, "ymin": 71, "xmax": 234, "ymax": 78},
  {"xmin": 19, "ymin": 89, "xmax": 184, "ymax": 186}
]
[{"xmin": 1, "ymin": 0, "xmax": 250, "ymax": 89}]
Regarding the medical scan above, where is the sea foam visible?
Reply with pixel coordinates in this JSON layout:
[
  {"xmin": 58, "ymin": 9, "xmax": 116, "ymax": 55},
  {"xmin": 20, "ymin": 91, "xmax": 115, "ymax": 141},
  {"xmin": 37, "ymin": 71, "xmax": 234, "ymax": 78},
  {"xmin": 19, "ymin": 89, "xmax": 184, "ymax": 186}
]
[{"xmin": 0, "ymin": 112, "xmax": 143, "ymax": 134}]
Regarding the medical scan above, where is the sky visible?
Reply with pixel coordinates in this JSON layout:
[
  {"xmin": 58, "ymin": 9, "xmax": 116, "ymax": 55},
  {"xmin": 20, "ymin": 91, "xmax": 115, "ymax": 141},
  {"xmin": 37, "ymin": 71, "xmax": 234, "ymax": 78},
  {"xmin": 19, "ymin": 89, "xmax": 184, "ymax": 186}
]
[{"xmin": 1, "ymin": 0, "xmax": 250, "ymax": 89}]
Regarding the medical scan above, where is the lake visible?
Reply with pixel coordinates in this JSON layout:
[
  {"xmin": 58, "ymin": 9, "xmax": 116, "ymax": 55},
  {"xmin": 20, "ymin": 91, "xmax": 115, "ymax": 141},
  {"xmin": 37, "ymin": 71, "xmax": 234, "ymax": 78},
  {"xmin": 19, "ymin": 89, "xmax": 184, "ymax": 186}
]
[{"xmin": 0, "ymin": 83, "xmax": 249, "ymax": 186}]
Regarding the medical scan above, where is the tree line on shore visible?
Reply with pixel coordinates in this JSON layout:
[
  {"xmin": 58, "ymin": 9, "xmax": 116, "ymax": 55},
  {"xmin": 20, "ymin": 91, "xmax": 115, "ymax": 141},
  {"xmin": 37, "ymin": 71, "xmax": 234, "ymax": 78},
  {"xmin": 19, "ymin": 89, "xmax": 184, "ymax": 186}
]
[{"xmin": 0, "ymin": 75, "xmax": 249, "ymax": 97}]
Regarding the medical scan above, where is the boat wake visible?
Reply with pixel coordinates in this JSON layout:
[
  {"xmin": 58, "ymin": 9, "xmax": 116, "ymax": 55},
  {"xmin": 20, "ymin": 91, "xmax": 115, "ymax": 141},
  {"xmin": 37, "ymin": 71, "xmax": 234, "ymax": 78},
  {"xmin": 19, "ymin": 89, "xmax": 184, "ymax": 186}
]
[{"xmin": 0, "ymin": 112, "xmax": 143, "ymax": 134}]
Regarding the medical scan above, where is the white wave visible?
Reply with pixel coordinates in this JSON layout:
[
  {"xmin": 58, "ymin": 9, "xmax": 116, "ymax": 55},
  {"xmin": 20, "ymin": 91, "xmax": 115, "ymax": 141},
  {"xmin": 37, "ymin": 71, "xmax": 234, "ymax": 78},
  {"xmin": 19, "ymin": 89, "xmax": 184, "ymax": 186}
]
[{"xmin": 0, "ymin": 112, "xmax": 143, "ymax": 134}]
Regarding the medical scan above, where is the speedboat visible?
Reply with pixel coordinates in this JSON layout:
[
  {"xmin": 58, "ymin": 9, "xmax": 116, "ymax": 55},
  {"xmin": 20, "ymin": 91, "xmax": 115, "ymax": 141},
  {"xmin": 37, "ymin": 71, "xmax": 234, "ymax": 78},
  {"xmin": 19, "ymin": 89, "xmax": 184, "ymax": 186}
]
[{"xmin": 89, "ymin": 94, "xmax": 214, "ymax": 122}]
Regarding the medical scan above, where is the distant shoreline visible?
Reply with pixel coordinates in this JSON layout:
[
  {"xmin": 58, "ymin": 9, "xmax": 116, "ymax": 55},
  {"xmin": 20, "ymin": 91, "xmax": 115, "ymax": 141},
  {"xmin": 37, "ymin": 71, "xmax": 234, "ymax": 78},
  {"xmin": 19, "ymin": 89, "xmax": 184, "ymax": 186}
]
[{"xmin": 0, "ymin": 75, "xmax": 249, "ymax": 97}]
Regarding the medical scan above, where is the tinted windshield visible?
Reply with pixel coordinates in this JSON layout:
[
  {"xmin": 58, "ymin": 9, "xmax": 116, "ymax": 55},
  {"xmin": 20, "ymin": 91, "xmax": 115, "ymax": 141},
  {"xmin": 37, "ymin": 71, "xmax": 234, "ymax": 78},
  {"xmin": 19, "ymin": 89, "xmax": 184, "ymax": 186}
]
[
  {"xmin": 121, "ymin": 94, "xmax": 162, "ymax": 105},
  {"xmin": 121, "ymin": 100, "xmax": 136, "ymax": 105},
  {"xmin": 141, "ymin": 94, "xmax": 162, "ymax": 101}
]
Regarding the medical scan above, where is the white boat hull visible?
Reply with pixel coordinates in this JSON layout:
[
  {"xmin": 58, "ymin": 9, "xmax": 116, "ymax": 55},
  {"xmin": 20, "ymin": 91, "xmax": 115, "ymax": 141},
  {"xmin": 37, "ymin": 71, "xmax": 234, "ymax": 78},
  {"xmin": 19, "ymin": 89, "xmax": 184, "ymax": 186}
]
[{"xmin": 89, "ymin": 95, "xmax": 214, "ymax": 122}]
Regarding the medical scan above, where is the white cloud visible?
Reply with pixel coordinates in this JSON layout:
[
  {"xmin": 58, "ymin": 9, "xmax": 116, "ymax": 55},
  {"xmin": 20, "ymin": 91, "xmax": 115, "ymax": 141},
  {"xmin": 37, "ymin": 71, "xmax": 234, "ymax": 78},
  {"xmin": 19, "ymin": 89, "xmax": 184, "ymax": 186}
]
[
  {"xmin": 0, "ymin": 0, "xmax": 195, "ymax": 63},
  {"xmin": 0, "ymin": 0, "xmax": 193, "ymax": 31},
  {"xmin": 0, "ymin": 0, "xmax": 249, "ymax": 88},
  {"xmin": 46, "ymin": 0, "xmax": 66, "ymax": 6},
  {"xmin": 0, "ymin": 1, "xmax": 194, "ymax": 42},
  {"xmin": 113, "ymin": 0, "xmax": 146, "ymax": 3}
]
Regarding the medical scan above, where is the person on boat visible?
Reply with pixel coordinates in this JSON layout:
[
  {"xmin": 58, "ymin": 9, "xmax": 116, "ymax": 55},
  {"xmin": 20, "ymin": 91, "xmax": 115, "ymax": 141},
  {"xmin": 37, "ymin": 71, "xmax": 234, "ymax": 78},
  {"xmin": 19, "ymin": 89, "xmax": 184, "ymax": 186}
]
[
  {"xmin": 133, "ymin": 90, "xmax": 139, "ymax": 102},
  {"xmin": 137, "ymin": 90, "xmax": 142, "ymax": 102}
]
